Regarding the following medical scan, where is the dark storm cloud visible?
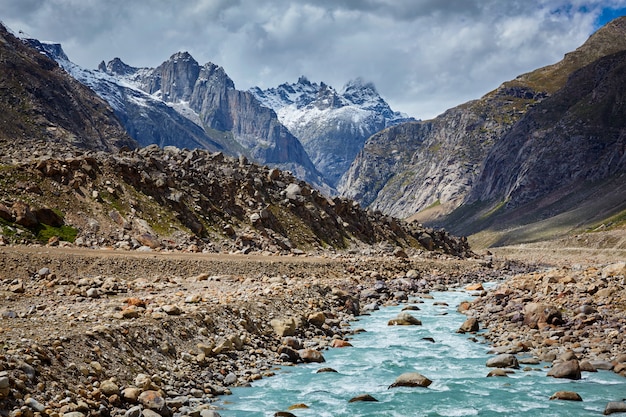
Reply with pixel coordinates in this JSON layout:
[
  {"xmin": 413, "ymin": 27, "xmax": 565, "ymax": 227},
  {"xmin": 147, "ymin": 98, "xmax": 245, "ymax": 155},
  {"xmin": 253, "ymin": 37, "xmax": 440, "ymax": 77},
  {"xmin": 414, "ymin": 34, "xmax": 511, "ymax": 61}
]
[{"xmin": 3, "ymin": 0, "xmax": 626, "ymax": 118}]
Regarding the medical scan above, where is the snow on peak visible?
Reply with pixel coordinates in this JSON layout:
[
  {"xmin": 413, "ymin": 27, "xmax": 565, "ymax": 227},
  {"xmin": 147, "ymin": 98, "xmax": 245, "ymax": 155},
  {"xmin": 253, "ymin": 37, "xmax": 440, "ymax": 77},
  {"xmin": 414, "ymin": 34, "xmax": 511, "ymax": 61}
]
[{"xmin": 250, "ymin": 76, "xmax": 413, "ymax": 130}]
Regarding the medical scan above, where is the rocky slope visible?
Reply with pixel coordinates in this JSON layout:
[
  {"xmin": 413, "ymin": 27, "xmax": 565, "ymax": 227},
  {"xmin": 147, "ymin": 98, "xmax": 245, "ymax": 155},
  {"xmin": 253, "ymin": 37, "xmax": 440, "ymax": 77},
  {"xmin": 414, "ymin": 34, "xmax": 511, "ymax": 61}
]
[
  {"xmin": 0, "ymin": 24, "xmax": 135, "ymax": 156},
  {"xmin": 251, "ymin": 77, "xmax": 412, "ymax": 186},
  {"xmin": 446, "ymin": 49, "xmax": 626, "ymax": 245},
  {"xmin": 339, "ymin": 17, "xmax": 626, "ymax": 238},
  {"xmin": 0, "ymin": 145, "xmax": 472, "ymax": 258}
]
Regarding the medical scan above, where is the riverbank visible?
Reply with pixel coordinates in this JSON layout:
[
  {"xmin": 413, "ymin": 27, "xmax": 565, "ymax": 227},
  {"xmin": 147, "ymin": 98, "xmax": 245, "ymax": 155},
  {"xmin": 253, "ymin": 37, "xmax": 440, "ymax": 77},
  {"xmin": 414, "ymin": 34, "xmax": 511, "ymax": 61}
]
[{"xmin": 0, "ymin": 245, "xmax": 624, "ymax": 417}]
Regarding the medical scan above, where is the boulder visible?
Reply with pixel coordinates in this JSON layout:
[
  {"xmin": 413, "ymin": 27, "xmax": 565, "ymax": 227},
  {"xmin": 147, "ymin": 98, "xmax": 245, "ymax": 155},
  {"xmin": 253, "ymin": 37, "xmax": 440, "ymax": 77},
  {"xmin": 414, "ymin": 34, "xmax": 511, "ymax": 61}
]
[
  {"xmin": 13, "ymin": 201, "xmax": 38, "ymax": 227},
  {"xmin": 604, "ymin": 401, "xmax": 626, "ymax": 415},
  {"xmin": 579, "ymin": 360, "xmax": 597, "ymax": 372},
  {"xmin": 331, "ymin": 339, "xmax": 353, "ymax": 348},
  {"xmin": 316, "ymin": 368, "xmax": 338, "ymax": 373},
  {"xmin": 99, "ymin": 379, "xmax": 119, "ymax": 396},
  {"xmin": 271, "ymin": 318, "xmax": 298, "ymax": 337},
  {"xmin": 486, "ymin": 354, "xmax": 519, "ymax": 369},
  {"xmin": 33, "ymin": 207, "xmax": 64, "ymax": 227},
  {"xmin": 547, "ymin": 360, "xmax": 581, "ymax": 380},
  {"xmin": 349, "ymin": 394, "xmax": 379, "ymax": 403},
  {"xmin": 135, "ymin": 233, "xmax": 161, "ymax": 249},
  {"xmin": 307, "ymin": 311, "xmax": 326, "ymax": 327},
  {"xmin": 285, "ymin": 183, "xmax": 302, "ymax": 200},
  {"xmin": 523, "ymin": 303, "xmax": 562, "ymax": 329},
  {"xmin": 199, "ymin": 411, "xmax": 222, "ymax": 417},
  {"xmin": 0, "ymin": 203, "xmax": 14, "ymax": 221},
  {"xmin": 298, "ymin": 349, "xmax": 325, "ymax": 363},
  {"xmin": 487, "ymin": 369, "xmax": 510, "ymax": 377},
  {"xmin": 388, "ymin": 372, "xmax": 432, "ymax": 388},
  {"xmin": 278, "ymin": 346, "xmax": 300, "ymax": 363},
  {"xmin": 550, "ymin": 391, "xmax": 583, "ymax": 401},
  {"xmin": 465, "ymin": 283, "xmax": 484, "ymax": 291},
  {"xmin": 388, "ymin": 312, "xmax": 422, "ymax": 326},
  {"xmin": 457, "ymin": 317, "xmax": 479, "ymax": 333},
  {"xmin": 138, "ymin": 390, "xmax": 167, "ymax": 413}
]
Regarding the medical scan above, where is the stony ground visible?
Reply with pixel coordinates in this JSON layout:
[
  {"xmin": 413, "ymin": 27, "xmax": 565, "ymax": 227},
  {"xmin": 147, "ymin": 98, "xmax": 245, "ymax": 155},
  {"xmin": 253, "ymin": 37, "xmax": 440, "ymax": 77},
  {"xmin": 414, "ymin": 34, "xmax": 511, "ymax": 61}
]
[{"xmin": 0, "ymin": 243, "xmax": 625, "ymax": 417}]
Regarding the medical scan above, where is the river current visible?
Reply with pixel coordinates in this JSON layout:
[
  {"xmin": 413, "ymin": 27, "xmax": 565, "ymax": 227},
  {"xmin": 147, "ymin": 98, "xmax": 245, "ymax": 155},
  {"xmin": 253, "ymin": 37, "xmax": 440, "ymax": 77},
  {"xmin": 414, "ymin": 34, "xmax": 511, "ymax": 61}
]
[{"xmin": 217, "ymin": 288, "xmax": 625, "ymax": 416}]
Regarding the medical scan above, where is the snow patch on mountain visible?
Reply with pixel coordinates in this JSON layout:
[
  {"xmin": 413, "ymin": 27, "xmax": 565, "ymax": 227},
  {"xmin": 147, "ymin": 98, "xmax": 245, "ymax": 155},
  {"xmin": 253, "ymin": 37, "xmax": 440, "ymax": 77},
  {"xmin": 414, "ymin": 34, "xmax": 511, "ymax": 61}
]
[{"xmin": 250, "ymin": 76, "xmax": 414, "ymax": 186}]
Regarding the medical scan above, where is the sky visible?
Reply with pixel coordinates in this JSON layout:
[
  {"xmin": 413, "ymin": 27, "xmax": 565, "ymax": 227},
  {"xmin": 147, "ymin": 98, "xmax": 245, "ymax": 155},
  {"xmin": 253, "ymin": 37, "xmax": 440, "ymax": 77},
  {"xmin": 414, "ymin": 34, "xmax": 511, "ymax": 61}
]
[{"xmin": 4, "ymin": 0, "xmax": 626, "ymax": 119}]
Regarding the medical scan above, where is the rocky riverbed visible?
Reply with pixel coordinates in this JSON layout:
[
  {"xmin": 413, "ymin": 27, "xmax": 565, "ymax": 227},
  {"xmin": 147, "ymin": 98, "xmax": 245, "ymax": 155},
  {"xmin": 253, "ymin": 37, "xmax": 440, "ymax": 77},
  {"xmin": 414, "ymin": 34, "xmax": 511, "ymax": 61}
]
[{"xmin": 1, "ymin": 245, "xmax": 625, "ymax": 417}]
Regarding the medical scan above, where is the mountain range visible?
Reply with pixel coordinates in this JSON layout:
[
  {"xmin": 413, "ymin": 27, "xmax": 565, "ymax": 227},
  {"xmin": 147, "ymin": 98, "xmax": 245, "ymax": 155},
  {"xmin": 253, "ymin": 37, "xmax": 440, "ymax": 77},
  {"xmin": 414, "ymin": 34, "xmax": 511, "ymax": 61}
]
[
  {"xmin": 24, "ymin": 41, "xmax": 407, "ymax": 192},
  {"xmin": 25, "ymin": 42, "xmax": 328, "ymax": 190},
  {"xmin": 4, "ymin": 16, "xmax": 626, "ymax": 248}
]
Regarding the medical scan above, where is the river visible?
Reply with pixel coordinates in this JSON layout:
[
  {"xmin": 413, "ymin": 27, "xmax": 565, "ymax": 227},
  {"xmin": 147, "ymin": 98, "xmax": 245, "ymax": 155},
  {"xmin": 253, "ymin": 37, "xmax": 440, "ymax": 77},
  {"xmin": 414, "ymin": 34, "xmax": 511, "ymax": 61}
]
[{"xmin": 217, "ymin": 287, "xmax": 626, "ymax": 416}]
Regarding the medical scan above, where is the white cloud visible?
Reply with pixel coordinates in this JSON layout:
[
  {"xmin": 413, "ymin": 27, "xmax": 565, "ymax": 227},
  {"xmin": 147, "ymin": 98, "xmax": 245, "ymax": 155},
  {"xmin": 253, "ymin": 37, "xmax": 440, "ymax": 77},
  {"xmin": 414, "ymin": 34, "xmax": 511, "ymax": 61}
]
[{"xmin": 3, "ymin": 0, "xmax": 626, "ymax": 118}]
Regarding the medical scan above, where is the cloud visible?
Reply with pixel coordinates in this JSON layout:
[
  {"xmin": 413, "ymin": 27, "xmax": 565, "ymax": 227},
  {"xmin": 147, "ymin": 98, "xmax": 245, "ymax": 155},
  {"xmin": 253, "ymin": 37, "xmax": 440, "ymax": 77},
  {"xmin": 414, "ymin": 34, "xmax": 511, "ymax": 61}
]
[{"xmin": 3, "ymin": 0, "xmax": 626, "ymax": 118}]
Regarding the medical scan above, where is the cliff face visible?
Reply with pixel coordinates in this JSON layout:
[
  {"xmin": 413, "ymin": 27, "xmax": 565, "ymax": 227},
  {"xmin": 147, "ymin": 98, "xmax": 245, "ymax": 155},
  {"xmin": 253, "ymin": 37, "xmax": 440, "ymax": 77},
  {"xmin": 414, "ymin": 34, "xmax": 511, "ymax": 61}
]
[
  {"xmin": 338, "ymin": 88, "xmax": 530, "ymax": 219},
  {"xmin": 0, "ymin": 24, "xmax": 135, "ymax": 157}
]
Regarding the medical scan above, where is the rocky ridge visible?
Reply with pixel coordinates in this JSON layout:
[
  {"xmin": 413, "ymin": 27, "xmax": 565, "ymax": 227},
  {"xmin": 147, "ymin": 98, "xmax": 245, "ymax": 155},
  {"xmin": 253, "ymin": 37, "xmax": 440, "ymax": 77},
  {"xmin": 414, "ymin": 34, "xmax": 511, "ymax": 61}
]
[
  {"xmin": 250, "ymin": 77, "xmax": 413, "ymax": 186},
  {"xmin": 0, "ymin": 143, "xmax": 472, "ymax": 258},
  {"xmin": 0, "ymin": 24, "xmax": 135, "ymax": 155}
]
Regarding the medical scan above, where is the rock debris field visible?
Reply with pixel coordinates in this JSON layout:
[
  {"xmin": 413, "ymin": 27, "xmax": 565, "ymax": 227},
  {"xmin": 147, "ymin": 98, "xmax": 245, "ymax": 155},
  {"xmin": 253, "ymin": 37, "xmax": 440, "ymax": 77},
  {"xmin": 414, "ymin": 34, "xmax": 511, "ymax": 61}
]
[{"xmin": 1, "ymin": 246, "xmax": 625, "ymax": 416}]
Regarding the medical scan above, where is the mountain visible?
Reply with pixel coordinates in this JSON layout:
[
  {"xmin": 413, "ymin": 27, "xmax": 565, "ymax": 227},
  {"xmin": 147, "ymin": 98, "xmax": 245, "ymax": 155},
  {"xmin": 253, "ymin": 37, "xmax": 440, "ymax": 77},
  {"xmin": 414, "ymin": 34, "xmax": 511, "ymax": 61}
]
[
  {"xmin": 339, "ymin": 17, "xmax": 626, "ymax": 245},
  {"xmin": 251, "ymin": 77, "xmax": 413, "ymax": 186},
  {"xmin": 25, "ymin": 42, "xmax": 327, "ymax": 190},
  {"xmin": 0, "ymin": 24, "xmax": 135, "ymax": 158},
  {"xmin": 450, "ymin": 48, "xmax": 626, "ymax": 246}
]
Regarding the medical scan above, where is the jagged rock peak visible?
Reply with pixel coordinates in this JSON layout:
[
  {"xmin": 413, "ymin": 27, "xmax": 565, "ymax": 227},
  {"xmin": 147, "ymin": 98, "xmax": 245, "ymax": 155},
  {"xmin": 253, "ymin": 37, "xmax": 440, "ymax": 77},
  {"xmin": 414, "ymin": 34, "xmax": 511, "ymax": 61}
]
[
  {"xmin": 103, "ymin": 57, "xmax": 138, "ymax": 76},
  {"xmin": 21, "ymin": 38, "xmax": 69, "ymax": 62},
  {"xmin": 169, "ymin": 51, "xmax": 199, "ymax": 65}
]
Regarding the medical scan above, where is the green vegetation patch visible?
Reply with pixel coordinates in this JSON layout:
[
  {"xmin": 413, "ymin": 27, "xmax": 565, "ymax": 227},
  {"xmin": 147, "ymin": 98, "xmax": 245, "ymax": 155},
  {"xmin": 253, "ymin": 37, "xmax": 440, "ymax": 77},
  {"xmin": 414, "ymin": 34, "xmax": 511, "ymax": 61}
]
[{"xmin": 34, "ymin": 223, "xmax": 78, "ymax": 243}]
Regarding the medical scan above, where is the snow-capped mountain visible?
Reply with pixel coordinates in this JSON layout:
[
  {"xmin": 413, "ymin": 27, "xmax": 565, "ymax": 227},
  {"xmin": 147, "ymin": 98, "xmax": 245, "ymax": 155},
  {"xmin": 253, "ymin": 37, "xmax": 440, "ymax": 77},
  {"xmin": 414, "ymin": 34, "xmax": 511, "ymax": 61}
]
[
  {"xmin": 25, "ymin": 40, "xmax": 327, "ymax": 190},
  {"xmin": 251, "ymin": 77, "xmax": 414, "ymax": 186}
]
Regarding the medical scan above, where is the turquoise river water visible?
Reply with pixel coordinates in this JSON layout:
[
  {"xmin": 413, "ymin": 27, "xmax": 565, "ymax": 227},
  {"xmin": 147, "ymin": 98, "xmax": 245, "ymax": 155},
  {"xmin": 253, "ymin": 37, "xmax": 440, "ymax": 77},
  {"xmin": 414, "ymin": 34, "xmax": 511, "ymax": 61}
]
[{"xmin": 217, "ymin": 288, "xmax": 626, "ymax": 416}]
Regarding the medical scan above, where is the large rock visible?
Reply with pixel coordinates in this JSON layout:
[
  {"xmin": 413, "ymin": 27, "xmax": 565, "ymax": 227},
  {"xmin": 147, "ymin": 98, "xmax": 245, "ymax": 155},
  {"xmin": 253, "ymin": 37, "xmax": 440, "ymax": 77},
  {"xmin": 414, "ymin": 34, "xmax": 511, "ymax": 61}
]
[
  {"xmin": 457, "ymin": 317, "xmax": 479, "ymax": 333},
  {"xmin": 33, "ymin": 207, "xmax": 64, "ymax": 226},
  {"xmin": 486, "ymin": 354, "xmax": 519, "ymax": 369},
  {"xmin": 605, "ymin": 401, "xmax": 626, "ymax": 415},
  {"xmin": 298, "ymin": 349, "xmax": 325, "ymax": 363},
  {"xmin": 389, "ymin": 372, "xmax": 432, "ymax": 388},
  {"xmin": 13, "ymin": 201, "xmax": 38, "ymax": 227},
  {"xmin": 271, "ymin": 318, "xmax": 299, "ymax": 337},
  {"xmin": 388, "ymin": 312, "xmax": 422, "ymax": 326},
  {"xmin": 138, "ymin": 390, "xmax": 169, "ymax": 414},
  {"xmin": 349, "ymin": 394, "xmax": 379, "ymax": 403},
  {"xmin": 523, "ymin": 303, "xmax": 562, "ymax": 329},
  {"xmin": 307, "ymin": 311, "xmax": 326, "ymax": 327},
  {"xmin": 277, "ymin": 346, "xmax": 300, "ymax": 363},
  {"xmin": 547, "ymin": 360, "xmax": 581, "ymax": 380},
  {"xmin": 99, "ymin": 379, "xmax": 119, "ymax": 396},
  {"xmin": 550, "ymin": 391, "xmax": 582, "ymax": 401}
]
